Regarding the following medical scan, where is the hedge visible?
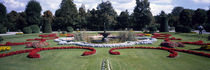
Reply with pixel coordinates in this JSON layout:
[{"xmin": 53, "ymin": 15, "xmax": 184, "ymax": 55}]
[
  {"xmin": 30, "ymin": 25, "xmax": 40, "ymax": 33},
  {"xmin": 22, "ymin": 27, "xmax": 32, "ymax": 34}
]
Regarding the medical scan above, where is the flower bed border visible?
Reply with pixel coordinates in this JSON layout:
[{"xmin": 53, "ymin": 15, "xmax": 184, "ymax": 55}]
[
  {"xmin": 109, "ymin": 46, "xmax": 210, "ymax": 58},
  {"xmin": 0, "ymin": 46, "xmax": 96, "ymax": 58}
]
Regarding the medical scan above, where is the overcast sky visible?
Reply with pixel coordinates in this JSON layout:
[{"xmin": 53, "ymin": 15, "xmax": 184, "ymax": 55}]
[{"xmin": 1, "ymin": 0, "xmax": 210, "ymax": 15}]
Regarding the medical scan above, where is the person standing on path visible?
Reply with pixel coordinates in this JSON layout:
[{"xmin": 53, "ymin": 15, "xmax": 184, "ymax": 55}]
[{"xmin": 198, "ymin": 25, "xmax": 204, "ymax": 34}]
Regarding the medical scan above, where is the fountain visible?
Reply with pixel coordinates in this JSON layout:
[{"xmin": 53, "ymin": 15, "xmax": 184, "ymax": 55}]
[{"xmin": 99, "ymin": 22, "xmax": 110, "ymax": 42}]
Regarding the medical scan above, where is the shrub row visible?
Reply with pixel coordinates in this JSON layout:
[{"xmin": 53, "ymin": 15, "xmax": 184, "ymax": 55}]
[{"xmin": 22, "ymin": 25, "xmax": 40, "ymax": 34}]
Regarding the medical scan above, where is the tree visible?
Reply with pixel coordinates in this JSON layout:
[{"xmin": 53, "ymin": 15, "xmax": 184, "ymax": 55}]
[
  {"xmin": 207, "ymin": 9, "xmax": 210, "ymax": 23},
  {"xmin": 169, "ymin": 6, "xmax": 184, "ymax": 27},
  {"xmin": 117, "ymin": 10, "xmax": 130, "ymax": 30},
  {"xmin": 78, "ymin": 4, "xmax": 87, "ymax": 29},
  {"xmin": 86, "ymin": 9, "xmax": 100, "ymax": 30},
  {"xmin": 0, "ymin": 3, "xmax": 7, "ymax": 33},
  {"xmin": 133, "ymin": 0, "xmax": 154, "ymax": 30},
  {"xmin": 97, "ymin": 1, "xmax": 118, "ymax": 30},
  {"xmin": 179, "ymin": 9, "xmax": 193, "ymax": 26},
  {"xmin": 159, "ymin": 11, "xmax": 169, "ymax": 32},
  {"xmin": 192, "ymin": 9, "xmax": 207, "ymax": 26},
  {"xmin": 25, "ymin": 0, "xmax": 42, "ymax": 26},
  {"xmin": 55, "ymin": 0, "xmax": 78, "ymax": 30},
  {"xmin": 16, "ymin": 12, "xmax": 28, "ymax": 30},
  {"xmin": 42, "ymin": 10, "xmax": 53, "ymax": 33},
  {"xmin": 172, "ymin": 6, "xmax": 184, "ymax": 16},
  {"xmin": 7, "ymin": 11, "xmax": 19, "ymax": 31}
]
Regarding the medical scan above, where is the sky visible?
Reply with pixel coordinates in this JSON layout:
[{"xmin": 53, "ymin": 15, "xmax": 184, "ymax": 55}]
[{"xmin": 1, "ymin": 0, "xmax": 210, "ymax": 16}]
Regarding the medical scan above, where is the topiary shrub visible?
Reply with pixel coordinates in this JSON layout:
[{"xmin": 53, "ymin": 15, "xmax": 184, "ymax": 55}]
[
  {"xmin": 0, "ymin": 36, "xmax": 3, "ymax": 42},
  {"xmin": 30, "ymin": 25, "xmax": 40, "ymax": 33},
  {"xmin": 42, "ymin": 19, "xmax": 52, "ymax": 33},
  {"xmin": 67, "ymin": 26, "xmax": 74, "ymax": 33},
  {"xmin": 0, "ymin": 24, "xmax": 7, "ymax": 34},
  {"xmin": 22, "ymin": 27, "xmax": 32, "ymax": 34}
]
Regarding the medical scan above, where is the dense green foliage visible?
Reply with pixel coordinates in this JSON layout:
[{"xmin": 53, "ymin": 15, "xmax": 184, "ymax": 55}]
[
  {"xmin": 175, "ymin": 25, "xmax": 191, "ymax": 33},
  {"xmin": 54, "ymin": 0, "xmax": 78, "ymax": 31},
  {"xmin": 77, "ymin": 4, "xmax": 87, "ymax": 29},
  {"xmin": 0, "ymin": 3, "xmax": 8, "ymax": 33},
  {"xmin": 30, "ymin": 25, "xmax": 40, "ymax": 33},
  {"xmin": 117, "ymin": 10, "xmax": 131, "ymax": 30},
  {"xmin": 0, "ymin": 36, "xmax": 3, "ymax": 42},
  {"xmin": 133, "ymin": 0, "xmax": 154, "ymax": 30},
  {"xmin": 25, "ymin": 0, "xmax": 42, "ymax": 26},
  {"xmin": 0, "ymin": 24, "xmax": 7, "ymax": 34},
  {"xmin": 159, "ymin": 11, "xmax": 169, "ymax": 32},
  {"xmin": 22, "ymin": 27, "xmax": 32, "ymax": 34},
  {"xmin": 192, "ymin": 9, "xmax": 207, "ymax": 28},
  {"xmin": 7, "ymin": 11, "xmax": 19, "ymax": 31},
  {"xmin": 1, "ymin": 0, "xmax": 210, "ymax": 32},
  {"xmin": 42, "ymin": 10, "xmax": 53, "ymax": 33},
  {"xmin": 66, "ymin": 26, "xmax": 74, "ymax": 33}
]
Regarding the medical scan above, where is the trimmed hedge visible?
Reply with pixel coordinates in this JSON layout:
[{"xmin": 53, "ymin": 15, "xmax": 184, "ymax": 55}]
[
  {"xmin": 204, "ymin": 23, "xmax": 210, "ymax": 32},
  {"xmin": 30, "ymin": 25, "xmax": 40, "ymax": 33},
  {"xmin": 22, "ymin": 27, "xmax": 32, "ymax": 34},
  {"xmin": 67, "ymin": 26, "xmax": 74, "ymax": 33},
  {"xmin": 175, "ymin": 25, "xmax": 191, "ymax": 33},
  {"xmin": 0, "ymin": 24, "xmax": 7, "ymax": 34},
  {"xmin": 0, "ymin": 36, "xmax": 3, "ymax": 42}
]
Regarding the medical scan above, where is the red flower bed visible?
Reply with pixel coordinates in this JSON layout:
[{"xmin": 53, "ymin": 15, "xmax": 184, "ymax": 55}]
[
  {"xmin": 0, "ymin": 46, "xmax": 96, "ymax": 58},
  {"xmin": 109, "ymin": 47, "xmax": 178, "ymax": 58},
  {"xmin": 160, "ymin": 41, "xmax": 184, "ymax": 48},
  {"xmin": 152, "ymin": 33, "xmax": 172, "ymax": 39},
  {"xmin": 66, "ymin": 34, "xmax": 74, "ymax": 37},
  {"xmin": 39, "ymin": 33, "xmax": 57, "ymax": 38},
  {"xmin": 136, "ymin": 33, "xmax": 144, "ymax": 36},
  {"xmin": 181, "ymin": 40, "xmax": 210, "ymax": 45},
  {"xmin": 0, "ymin": 42, "xmax": 32, "ymax": 46},
  {"xmin": 165, "ymin": 37, "xmax": 182, "ymax": 41},
  {"xmin": 109, "ymin": 46, "xmax": 210, "ymax": 58},
  {"xmin": 26, "ymin": 38, "xmax": 47, "ymax": 42}
]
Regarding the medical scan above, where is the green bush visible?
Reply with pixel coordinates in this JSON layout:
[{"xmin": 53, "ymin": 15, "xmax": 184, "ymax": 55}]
[
  {"xmin": 118, "ymin": 31, "xmax": 136, "ymax": 42},
  {"xmin": 204, "ymin": 23, "xmax": 210, "ymax": 32},
  {"xmin": 30, "ymin": 25, "xmax": 40, "ymax": 33},
  {"xmin": 147, "ymin": 26, "xmax": 157, "ymax": 34},
  {"xmin": 22, "ymin": 27, "xmax": 32, "ymax": 34},
  {"xmin": 67, "ymin": 26, "xmax": 74, "ymax": 33},
  {"xmin": 0, "ymin": 36, "xmax": 3, "ymax": 42},
  {"xmin": 0, "ymin": 24, "xmax": 7, "ymax": 34},
  {"xmin": 74, "ymin": 32, "xmax": 85, "ymax": 41},
  {"xmin": 175, "ymin": 25, "xmax": 191, "ymax": 33}
]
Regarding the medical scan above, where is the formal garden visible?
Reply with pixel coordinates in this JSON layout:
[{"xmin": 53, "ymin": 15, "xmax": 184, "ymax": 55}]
[{"xmin": 0, "ymin": 0, "xmax": 210, "ymax": 70}]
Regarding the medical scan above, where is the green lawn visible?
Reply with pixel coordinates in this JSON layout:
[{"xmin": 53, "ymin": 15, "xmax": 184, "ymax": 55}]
[{"xmin": 0, "ymin": 32, "xmax": 210, "ymax": 70}]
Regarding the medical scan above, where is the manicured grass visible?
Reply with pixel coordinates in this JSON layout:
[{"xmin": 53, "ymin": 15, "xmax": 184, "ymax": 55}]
[{"xmin": 0, "ymin": 32, "xmax": 210, "ymax": 70}]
